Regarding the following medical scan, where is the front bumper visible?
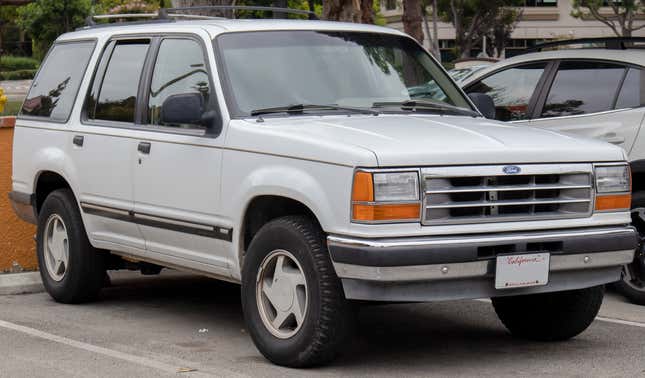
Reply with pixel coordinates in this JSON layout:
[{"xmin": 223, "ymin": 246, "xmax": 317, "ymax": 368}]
[{"xmin": 328, "ymin": 227, "xmax": 637, "ymax": 302}]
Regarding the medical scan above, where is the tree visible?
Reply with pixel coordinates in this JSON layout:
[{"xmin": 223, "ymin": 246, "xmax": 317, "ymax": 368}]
[
  {"xmin": 572, "ymin": 0, "xmax": 645, "ymax": 37},
  {"xmin": 421, "ymin": 0, "xmax": 441, "ymax": 61},
  {"xmin": 322, "ymin": 0, "xmax": 360, "ymax": 22},
  {"xmin": 437, "ymin": 0, "xmax": 521, "ymax": 59},
  {"xmin": 17, "ymin": 0, "xmax": 91, "ymax": 59},
  {"xmin": 403, "ymin": 0, "xmax": 424, "ymax": 44},
  {"xmin": 486, "ymin": 7, "xmax": 521, "ymax": 58}
]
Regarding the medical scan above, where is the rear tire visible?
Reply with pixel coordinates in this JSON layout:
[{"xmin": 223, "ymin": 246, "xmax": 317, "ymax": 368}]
[
  {"xmin": 492, "ymin": 286, "xmax": 604, "ymax": 341},
  {"xmin": 36, "ymin": 189, "xmax": 106, "ymax": 304},
  {"xmin": 241, "ymin": 216, "xmax": 354, "ymax": 367}
]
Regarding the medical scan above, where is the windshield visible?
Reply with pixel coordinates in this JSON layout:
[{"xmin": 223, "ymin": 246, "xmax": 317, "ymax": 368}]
[{"xmin": 215, "ymin": 31, "xmax": 473, "ymax": 117}]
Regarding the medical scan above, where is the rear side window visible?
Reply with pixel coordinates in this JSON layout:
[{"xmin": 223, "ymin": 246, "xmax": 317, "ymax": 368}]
[
  {"xmin": 616, "ymin": 68, "xmax": 645, "ymax": 109},
  {"xmin": 88, "ymin": 40, "xmax": 149, "ymax": 123},
  {"xmin": 541, "ymin": 61, "xmax": 626, "ymax": 118},
  {"xmin": 466, "ymin": 63, "xmax": 547, "ymax": 122},
  {"xmin": 20, "ymin": 41, "xmax": 95, "ymax": 121}
]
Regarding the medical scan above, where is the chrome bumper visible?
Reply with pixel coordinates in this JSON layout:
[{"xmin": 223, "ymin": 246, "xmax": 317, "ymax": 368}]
[{"xmin": 328, "ymin": 227, "xmax": 637, "ymax": 302}]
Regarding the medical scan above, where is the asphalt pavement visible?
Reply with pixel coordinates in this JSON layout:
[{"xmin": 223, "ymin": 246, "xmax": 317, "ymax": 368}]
[{"xmin": 0, "ymin": 270, "xmax": 643, "ymax": 377}]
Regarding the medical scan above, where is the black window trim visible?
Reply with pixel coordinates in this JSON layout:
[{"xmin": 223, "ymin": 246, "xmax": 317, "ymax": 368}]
[
  {"xmin": 462, "ymin": 59, "xmax": 556, "ymax": 122},
  {"xmin": 17, "ymin": 38, "xmax": 98, "ymax": 124},
  {"xmin": 531, "ymin": 58, "xmax": 645, "ymax": 120},
  {"xmin": 81, "ymin": 32, "xmax": 222, "ymax": 139}
]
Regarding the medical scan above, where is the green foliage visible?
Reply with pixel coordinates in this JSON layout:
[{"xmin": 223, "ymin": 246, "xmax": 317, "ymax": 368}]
[
  {"xmin": 0, "ymin": 56, "xmax": 40, "ymax": 71},
  {"xmin": 17, "ymin": 0, "xmax": 92, "ymax": 60},
  {"xmin": 0, "ymin": 69, "xmax": 38, "ymax": 81},
  {"xmin": 95, "ymin": 0, "xmax": 161, "ymax": 15},
  {"xmin": 1, "ymin": 100, "xmax": 24, "ymax": 117}
]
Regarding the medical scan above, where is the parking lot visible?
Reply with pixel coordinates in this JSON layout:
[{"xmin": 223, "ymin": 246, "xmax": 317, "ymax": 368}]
[{"xmin": 0, "ymin": 271, "xmax": 642, "ymax": 377}]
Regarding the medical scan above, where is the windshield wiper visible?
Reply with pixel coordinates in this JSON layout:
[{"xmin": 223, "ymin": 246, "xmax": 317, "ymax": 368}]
[
  {"xmin": 372, "ymin": 100, "xmax": 479, "ymax": 117},
  {"xmin": 250, "ymin": 103, "xmax": 379, "ymax": 116}
]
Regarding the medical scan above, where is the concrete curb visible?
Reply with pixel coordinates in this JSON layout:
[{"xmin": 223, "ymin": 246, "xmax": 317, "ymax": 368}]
[{"xmin": 0, "ymin": 272, "xmax": 44, "ymax": 295}]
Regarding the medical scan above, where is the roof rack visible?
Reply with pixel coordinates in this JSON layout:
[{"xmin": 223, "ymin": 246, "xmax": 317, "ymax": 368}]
[
  {"xmin": 83, "ymin": 5, "xmax": 318, "ymax": 28},
  {"xmin": 523, "ymin": 37, "xmax": 645, "ymax": 53}
]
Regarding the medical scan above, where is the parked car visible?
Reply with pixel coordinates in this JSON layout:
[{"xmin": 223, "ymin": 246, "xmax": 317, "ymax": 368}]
[
  {"xmin": 449, "ymin": 64, "xmax": 491, "ymax": 83},
  {"xmin": 8, "ymin": 13, "xmax": 638, "ymax": 367},
  {"xmin": 460, "ymin": 38, "xmax": 645, "ymax": 305}
]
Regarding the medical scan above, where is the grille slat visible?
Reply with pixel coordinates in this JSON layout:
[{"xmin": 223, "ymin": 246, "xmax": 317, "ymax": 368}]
[
  {"xmin": 426, "ymin": 198, "xmax": 590, "ymax": 209},
  {"xmin": 422, "ymin": 164, "xmax": 593, "ymax": 225}
]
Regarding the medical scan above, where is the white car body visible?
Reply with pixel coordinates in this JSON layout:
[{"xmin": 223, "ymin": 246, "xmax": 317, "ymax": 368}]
[
  {"xmin": 9, "ymin": 20, "xmax": 636, "ymax": 301},
  {"xmin": 461, "ymin": 49, "xmax": 645, "ymax": 204}
]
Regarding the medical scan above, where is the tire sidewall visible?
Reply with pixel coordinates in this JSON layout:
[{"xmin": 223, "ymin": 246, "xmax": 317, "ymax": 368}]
[
  {"xmin": 241, "ymin": 220, "xmax": 324, "ymax": 364},
  {"xmin": 36, "ymin": 190, "xmax": 98, "ymax": 302}
]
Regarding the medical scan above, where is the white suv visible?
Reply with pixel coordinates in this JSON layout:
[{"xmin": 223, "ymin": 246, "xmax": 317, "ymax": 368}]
[{"xmin": 8, "ymin": 12, "xmax": 638, "ymax": 367}]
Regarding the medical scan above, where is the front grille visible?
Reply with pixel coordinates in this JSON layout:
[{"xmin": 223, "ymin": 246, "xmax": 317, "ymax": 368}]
[{"xmin": 421, "ymin": 164, "xmax": 593, "ymax": 225}]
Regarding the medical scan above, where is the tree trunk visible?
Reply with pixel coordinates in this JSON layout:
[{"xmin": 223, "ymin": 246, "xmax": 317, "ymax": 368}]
[
  {"xmin": 322, "ymin": 0, "xmax": 361, "ymax": 22},
  {"xmin": 431, "ymin": 0, "xmax": 440, "ymax": 62},
  {"xmin": 360, "ymin": 0, "xmax": 374, "ymax": 24},
  {"xmin": 402, "ymin": 0, "xmax": 424, "ymax": 44}
]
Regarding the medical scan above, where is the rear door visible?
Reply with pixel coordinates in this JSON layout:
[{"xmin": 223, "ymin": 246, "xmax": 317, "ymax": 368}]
[
  {"xmin": 131, "ymin": 34, "xmax": 231, "ymax": 274},
  {"xmin": 528, "ymin": 60, "xmax": 644, "ymax": 153},
  {"xmin": 72, "ymin": 38, "xmax": 151, "ymax": 253}
]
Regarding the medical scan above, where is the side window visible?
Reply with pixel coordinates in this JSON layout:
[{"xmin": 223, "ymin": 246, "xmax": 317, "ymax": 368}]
[
  {"xmin": 21, "ymin": 41, "xmax": 95, "ymax": 121},
  {"xmin": 147, "ymin": 38, "xmax": 211, "ymax": 129},
  {"xmin": 541, "ymin": 61, "xmax": 625, "ymax": 118},
  {"xmin": 616, "ymin": 68, "xmax": 645, "ymax": 109},
  {"xmin": 88, "ymin": 40, "xmax": 150, "ymax": 123},
  {"xmin": 466, "ymin": 63, "xmax": 547, "ymax": 122}
]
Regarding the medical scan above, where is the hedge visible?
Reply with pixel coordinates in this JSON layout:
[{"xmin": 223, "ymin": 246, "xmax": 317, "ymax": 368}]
[
  {"xmin": 0, "ymin": 55, "xmax": 40, "ymax": 71},
  {"xmin": 0, "ymin": 69, "xmax": 38, "ymax": 81}
]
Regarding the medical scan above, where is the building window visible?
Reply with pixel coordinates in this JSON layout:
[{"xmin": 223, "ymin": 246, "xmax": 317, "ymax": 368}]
[
  {"xmin": 523, "ymin": 0, "xmax": 557, "ymax": 6},
  {"xmin": 385, "ymin": 0, "xmax": 397, "ymax": 10}
]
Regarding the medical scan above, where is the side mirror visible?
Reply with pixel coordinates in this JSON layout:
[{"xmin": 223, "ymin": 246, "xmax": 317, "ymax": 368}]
[
  {"xmin": 467, "ymin": 92, "xmax": 496, "ymax": 119},
  {"xmin": 160, "ymin": 93, "xmax": 204, "ymax": 125}
]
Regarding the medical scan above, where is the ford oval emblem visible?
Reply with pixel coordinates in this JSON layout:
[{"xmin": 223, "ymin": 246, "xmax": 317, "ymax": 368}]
[{"xmin": 503, "ymin": 165, "xmax": 521, "ymax": 174}]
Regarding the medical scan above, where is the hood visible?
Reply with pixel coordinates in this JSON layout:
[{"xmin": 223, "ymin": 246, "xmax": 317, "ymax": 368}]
[{"xmin": 228, "ymin": 114, "xmax": 626, "ymax": 167}]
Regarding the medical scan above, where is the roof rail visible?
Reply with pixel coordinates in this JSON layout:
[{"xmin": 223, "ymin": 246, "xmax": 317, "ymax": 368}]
[
  {"xmin": 82, "ymin": 5, "xmax": 318, "ymax": 28},
  {"xmin": 523, "ymin": 37, "xmax": 645, "ymax": 53}
]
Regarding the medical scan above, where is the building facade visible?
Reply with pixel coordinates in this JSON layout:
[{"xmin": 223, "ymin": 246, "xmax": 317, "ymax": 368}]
[{"xmin": 382, "ymin": 0, "xmax": 645, "ymax": 60}]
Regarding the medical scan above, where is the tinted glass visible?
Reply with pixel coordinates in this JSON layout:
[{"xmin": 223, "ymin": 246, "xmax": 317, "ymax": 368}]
[
  {"xmin": 216, "ymin": 31, "xmax": 471, "ymax": 116},
  {"xmin": 616, "ymin": 68, "xmax": 645, "ymax": 109},
  {"xmin": 148, "ymin": 39, "xmax": 210, "ymax": 128},
  {"xmin": 467, "ymin": 63, "xmax": 546, "ymax": 121},
  {"xmin": 541, "ymin": 61, "xmax": 625, "ymax": 118},
  {"xmin": 21, "ymin": 41, "xmax": 95, "ymax": 121},
  {"xmin": 93, "ymin": 41, "xmax": 149, "ymax": 123}
]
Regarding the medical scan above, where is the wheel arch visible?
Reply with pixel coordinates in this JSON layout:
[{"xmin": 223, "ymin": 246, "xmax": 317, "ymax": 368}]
[{"xmin": 33, "ymin": 170, "xmax": 75, "ymax": 216}]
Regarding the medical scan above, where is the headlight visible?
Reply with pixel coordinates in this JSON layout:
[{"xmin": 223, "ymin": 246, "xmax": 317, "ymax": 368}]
[
  {"xmin": 373, "ymin": 172, "xmax": 419, "ymax": 201},
  {"xmin": 594, "ymin": 164, "xmax": 631, "ymax": 212},
  {"xmin": 595, "ymin": 165, "xmax": 630, "ymax": 193},
  {"xmin": 351, "ymin": 171, "xmax": 421, "ymax": 223}
]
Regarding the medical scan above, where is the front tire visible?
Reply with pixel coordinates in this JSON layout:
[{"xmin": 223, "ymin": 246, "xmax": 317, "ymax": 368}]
[
  {"xmin": 36, "ymin": 189, "xmax": 106, "ymax": 304},
  {"xmin": 241, "ymin": 216, "xmax": 353, "ymax": 367},
  {"xmin": 492, "ymin": 286, "xmax": 604, "ymax": 341}
]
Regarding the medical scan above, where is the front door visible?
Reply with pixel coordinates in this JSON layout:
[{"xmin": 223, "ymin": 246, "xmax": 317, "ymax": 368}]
[{"xmin": 131, "ymin": 36, "xmax": 231, "ymax": 275}]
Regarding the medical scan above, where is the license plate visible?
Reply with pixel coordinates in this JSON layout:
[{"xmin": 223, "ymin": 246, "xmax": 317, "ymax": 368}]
[{"xmin": 495, "ymin": 253, "xmax": 550, "ymax": 289}]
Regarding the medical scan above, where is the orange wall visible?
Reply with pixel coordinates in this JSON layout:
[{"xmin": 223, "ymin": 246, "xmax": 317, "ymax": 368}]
[{"xmin": 0, "ymin": 124, "xmax": 37, "ymax": 272}]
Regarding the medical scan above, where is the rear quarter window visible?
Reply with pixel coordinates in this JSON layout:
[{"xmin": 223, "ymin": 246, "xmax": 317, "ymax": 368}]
[{"xmin": 20, "ymin": 40, "xmax": 96, "ymax": 122}]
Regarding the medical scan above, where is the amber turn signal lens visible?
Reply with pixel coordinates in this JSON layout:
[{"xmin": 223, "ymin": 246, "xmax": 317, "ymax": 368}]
[
  {"xmin": 352, "ymin": 203, "xmax": 420, "ymax": 221},
  {"xmin": 352, "ymin": 171, "xmax": 374, "ymax": 202},
  {"xmin": 595, "ymin": 194, "xmax": 632, "ymax": 211}
]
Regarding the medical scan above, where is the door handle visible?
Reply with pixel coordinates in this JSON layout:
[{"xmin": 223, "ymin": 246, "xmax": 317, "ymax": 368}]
[
  {"xmin": 138, "ymin": 142, "xmax": 151, "ymax": 154},
  {"xmin": 72, "ymin": 135, "xmax": 84, "ymax": 147}
]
